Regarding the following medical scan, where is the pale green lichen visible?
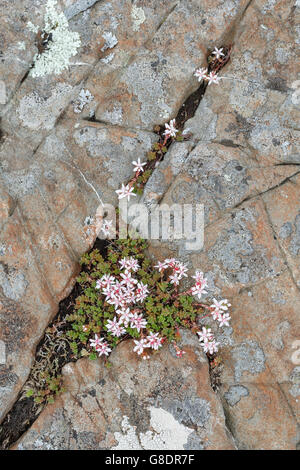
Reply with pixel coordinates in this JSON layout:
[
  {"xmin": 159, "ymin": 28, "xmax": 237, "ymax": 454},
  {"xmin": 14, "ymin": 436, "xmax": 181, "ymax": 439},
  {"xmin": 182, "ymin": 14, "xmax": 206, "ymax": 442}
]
[
  {"xmin": 29, "ymin": 0, "xmax": 81, "ymax": 78},
  {"xmin": 131, "ymin": 5, "xmax": 146, "ymax": 32}
]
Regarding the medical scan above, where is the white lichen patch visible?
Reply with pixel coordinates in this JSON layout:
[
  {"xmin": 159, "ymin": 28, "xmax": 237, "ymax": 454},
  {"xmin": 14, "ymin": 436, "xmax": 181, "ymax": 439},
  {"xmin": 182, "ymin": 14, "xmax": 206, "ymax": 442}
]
[
  {"xmin": 103, "ymin": 103, "xmax": 123, "ymax": 125},
  {"xmin": 101, "ymin": 32, "xmax": 118, "ymax": 52},
  {"xmin": 131, "ymin": 5, "xmax": 146, "ymax": 32},
  {"xmin": 101, "ymin": 53, "xmax": 115, "ymax": 64},
  {"xmin": 27, "ymin": 21, "xmax": 39, "ymax": 34},
  {"xmin": 73, "ymin": 88, "xmax": 94, "ymax": 113},
  {"xmin": 29, "ymin": 0, "xmax": 81, "ymax": 78},
  {"xmin": 112, "ymin": 417, "xmax": 142, "ymax": 450},
  {"xmin": 112, "ymin": 407, "xmax": 194, "ymax": 450}
]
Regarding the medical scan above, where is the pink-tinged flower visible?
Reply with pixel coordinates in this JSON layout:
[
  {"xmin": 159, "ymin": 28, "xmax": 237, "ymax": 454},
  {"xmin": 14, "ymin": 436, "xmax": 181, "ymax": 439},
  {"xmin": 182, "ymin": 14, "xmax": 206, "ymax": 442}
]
[
  {"xmin": 211, "ymin": 309, "xmax": 221, "ymax": 321},
  {"xmin": 115, "ymin": 184, "xmax": 137, "ymax": 201},
  {"xmin": 107, "ymin": 297, "xmax": 126, "ymax": 310},
  {"xmin": 102, "ymin": 286, "xmax": 116, "ymax": 301},
  {"xmin": 103, "ymin": 281, "xmax": 124, "ymax": 299},
  {"xmin": 89, "ymin": 335, "xmax": 112, "ymax": 356},
  {"xmin": 176, "ymin": 349, "xmax": 186, "ymax": 358},
  {"xmin": 105, "ymin": 282, "xmax": 128, "ymax": 309},
  {"xmin": 202, "ymin": 339, "xmax": 219, "ymax": 355},
  {"xmin": 210, "ymin": 298, "xmax": 231, "ymax": 312},
  {"xmin": 120, "ymin": 271, "xmax": 138, "ymax": 288},
  {"xmin": 101, "ymin": 219, "xmax": 113, "ymax": 237},
  {"xmin": 105, "ymin": 317, "xmax": 118, "ymax": 330},
  {"xmin": 96, "ymin": 274, "xmax": 115, "ymax": 290},
  {"xmin": 116, "ymin": 307, "xmax": 132, "ymax": 327},
  {"xmin": 106, "ymin": 317, "xmax": 126, "ymax": 337},
  {"xmin": 127, "ymin": 257, "xmax": 140, "ymax": 272},
  {"xmin": 97, "ymin": 341, "xmax": 112, "ymax": 357},
  {"xmin": 212, "ymin": 47, "xmax": 224, "ymax": 59},
  {"xmin": 135, "ymin": 282, "xmax": 149, "ymax": 303},
  {"xmin": 123, "ymin": 287, "xmax": 136, "ymax": 305},
  {"xmin": 133, "ymin": 338, "xmax": 149, "ymax": 355},
  {"xmin": 163, "ymin": 119, "xmax": 178, "ymax": 139},
  {"xmin": 130, "ymin": 313, "xmax": 147, "ymax": 332},
  {"xmin": 132, "ymin": 158, "xmax": 147, "ymax": 173},
  {"xmin": 154, "ymin": 261, "xmax": 166, "ymax": 272},
  {"xmin": 146, "ymin": 332, "xmax": 163, "ymax": 350},
  {"xmin": 113, "ymin": 323, "xmax": 126, "ymax": 337},
  {"xmin": 89, "ymin": 334, "xmax": 102, "ymax": 349},
  {"xmin": 218, "ymin": 313, "xmax": 231, "ymax": 327},
  {"xmin": 119, "ymin": 257, "xmax": 140, "ymax": 272},
  {"xmin": 191, "ymin": 270, "xmax": 208, "ymax": 299},
  {"xmin": 191, "ymin": 281, "xmax": 208, "ymax": 299},
  {"xmin": 207, "ymin": 71, "xmax": 220, "ymax": 85},
  {"xmin": 192, "ymin": 270, "xmax": 205, "ymax": 283},
  {"xmin": 197, "ymin": 327, "xmax": 214, "ymax": 343},
  {"xmin": 82, "ymin": 325, "xmax": 89, "ymax": 332},
  {"xmin": 194, "ymin": 67, "xmax": 208, "ymax": 82},
  {"xmin": 169, "ymin": 273, "xmax": 180, "ymax": 286},
  {"xmin": 173, "ymin": 261, "xmax": 188, "ymax": 279},
  {"xmin": 164, "ymin": 258, "xmax": 177, "ymax": 268}
]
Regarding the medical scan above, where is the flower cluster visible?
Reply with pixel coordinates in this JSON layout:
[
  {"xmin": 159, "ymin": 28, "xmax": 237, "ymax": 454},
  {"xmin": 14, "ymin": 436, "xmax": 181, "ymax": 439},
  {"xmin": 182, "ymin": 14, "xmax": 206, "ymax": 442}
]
[
  {"xmin": 89, "ymin": 335, "xmax": 112, "ymax": 357},
  {"xmin": 115, "ymin": 183, "xmax": 136, "ymax": 201},
  {"xmin": 197, "ymin": 327, "xmax": 219, "ymax": 355},
  {"xmin": 191, "ymin": 271, "xmax": 208, "ymax": 299},
  {"xmin": 194, "ymin": 68, "xmax": 220, "ymax": 85},
  {"xmin": 194, "ymin": 47, "xmax": 225, "ymax": 86},
  {"xmin": 91, "ymin": 255, "xmax": 163, "ymax": 357},
  {"xmin": 86, "ymin": 250, "xmax": 231, "ymax": 360},
  {"xmin": 163, "ymin": 118, "xmax": 178, "ymax": 139},
  {"xmin": 155, "ymin": 258, "xmax": 188, "ymax": 286},
  {"xmin": 210, "ymin": 298, "xmax": 231, "ymax": 327}
]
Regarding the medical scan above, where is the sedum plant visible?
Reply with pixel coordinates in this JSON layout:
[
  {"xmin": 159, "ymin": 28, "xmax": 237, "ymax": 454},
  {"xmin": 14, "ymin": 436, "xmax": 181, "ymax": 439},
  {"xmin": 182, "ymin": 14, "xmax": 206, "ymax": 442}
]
[{"xmin": 67, "ymin": 239, "xmax": 231, "ymax": 361}]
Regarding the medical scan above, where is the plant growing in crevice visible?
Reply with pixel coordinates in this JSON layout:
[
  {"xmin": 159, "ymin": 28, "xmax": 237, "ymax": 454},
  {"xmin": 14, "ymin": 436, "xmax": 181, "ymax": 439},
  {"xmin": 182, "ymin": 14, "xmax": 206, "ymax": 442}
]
[
  {"xmin": 0, "ymin": 45, "xmax": 235, "ymax": 446},
  {"xmin": 114, "ymin": 45, "xmax": 232, "ymax": 198},
  {"xmin": 68, "ymin": 239, "xmax": 231, "ymax": 362}
]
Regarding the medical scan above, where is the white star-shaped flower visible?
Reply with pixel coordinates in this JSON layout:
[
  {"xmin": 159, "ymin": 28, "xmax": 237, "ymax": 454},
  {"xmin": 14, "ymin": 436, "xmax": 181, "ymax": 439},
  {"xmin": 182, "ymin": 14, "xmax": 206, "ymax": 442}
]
[
  {"xmin": 212, "ymin": 47, "xmax": 224, "ymax": 59},
  {"xmin": 115, "ymin": 184, "xmax": 137, "ymax": 201},
  {"xmin": 132, "ymin": 158, "xmax": 147, "ymax": 173},
  {"xmin": 207, "ymin": 71, "xmax": 221, "ymax": 85},
  {"xmin": 194, "ymin": 67, "xmax": 208, "ymax": 82}
]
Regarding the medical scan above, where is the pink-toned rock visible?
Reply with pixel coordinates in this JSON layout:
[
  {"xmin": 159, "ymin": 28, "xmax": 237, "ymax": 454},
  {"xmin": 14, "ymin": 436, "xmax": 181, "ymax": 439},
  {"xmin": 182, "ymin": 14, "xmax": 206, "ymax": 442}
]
[
  {"xmin": 263, "ymin": 173, "xmax": 300, "ymax": 288},
  {"xmin": 34, "ymin": 120, "xmax": 157, "ymax": 256},
  {"xmin": 0, "ymin": 0, "xmax": 299, "ymax": 452},
  {"xmin": 13, "ymin": 332, "xmax": 236, "ymax": 450},
  {"xmin": 95, "ymin": 0, "xmax": 250, "ymax": 130},
  {"xmin": 0, "ymin": 212, "xmax": 57, "ymax": 422},
  {"xmin": 217, "ymin": 269, "xmax": 300, "ymax": 448},
  {"xmin": 0, "ymin": 1, "xmax": 44, "ymax": 111},
  {"xmin": 0, "ymin": 188, "xmax": 15, "ymax": 223},
  {"xmin": 146, "ymin": 142, "xmax": 300, "ymax": 227},
  {"xmin": 184, "ymin": 0, "xmax": 300, "ymax": 166}
]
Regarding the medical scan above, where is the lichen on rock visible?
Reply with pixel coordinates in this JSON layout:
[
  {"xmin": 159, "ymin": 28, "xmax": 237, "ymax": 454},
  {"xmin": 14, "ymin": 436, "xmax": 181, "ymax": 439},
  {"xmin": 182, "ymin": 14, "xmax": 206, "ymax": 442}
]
[{"xmin": 29, "ymin": 0, "xmax": 81, "ymax": 78}]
